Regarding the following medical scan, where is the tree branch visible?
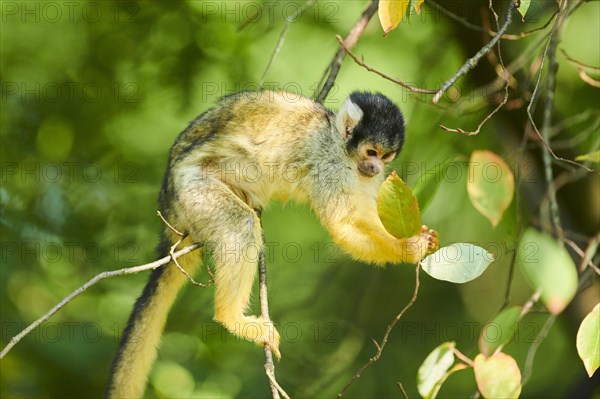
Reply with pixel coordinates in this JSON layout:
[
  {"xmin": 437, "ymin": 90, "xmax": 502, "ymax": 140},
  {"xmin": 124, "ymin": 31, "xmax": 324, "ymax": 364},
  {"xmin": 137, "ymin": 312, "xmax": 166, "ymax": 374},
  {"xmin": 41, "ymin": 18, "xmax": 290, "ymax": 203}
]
[
  {"xmin": 257, "ymin": 212, "xmax": 289, "ymax": 399},
  {"xmin": 259, "ymin": 0, "xmax": 317, "ymax": 87},
  {"xmin": 316, "ymin": 0, "xmax": 379, "ymax": 103},
  {"xmin": 0, "ymin": 243, "xmax": 202, "ymax": 359},
  {"xmin": 334, "ymin": 35, "xmax": 437, "ymax": 94},
  {"xmin": 427, "ymin": 0, "xmax": 558, "ymax": 40},
  {"xmin": 439, "ymin": 1, "xmax": 510, "ymax": 135},
  {"xmin": 338, "ymin": 262, "xmax": 421, "ymax": 398},
  {"xmin": 432, "ymin": 2, "xmax": 516, "ymax": 104}
]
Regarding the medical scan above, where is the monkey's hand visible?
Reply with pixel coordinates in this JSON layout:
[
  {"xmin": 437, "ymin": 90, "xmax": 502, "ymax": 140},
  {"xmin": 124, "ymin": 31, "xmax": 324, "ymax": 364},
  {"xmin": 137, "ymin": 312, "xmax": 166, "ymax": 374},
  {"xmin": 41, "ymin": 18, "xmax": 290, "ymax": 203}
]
[
  {"xmin": 394, "ymin": 225, "xmax": 439, "ymax": 264},
  {"xmin": 421, "ymin": 225, "xmax": 439, "ymax": 254}
]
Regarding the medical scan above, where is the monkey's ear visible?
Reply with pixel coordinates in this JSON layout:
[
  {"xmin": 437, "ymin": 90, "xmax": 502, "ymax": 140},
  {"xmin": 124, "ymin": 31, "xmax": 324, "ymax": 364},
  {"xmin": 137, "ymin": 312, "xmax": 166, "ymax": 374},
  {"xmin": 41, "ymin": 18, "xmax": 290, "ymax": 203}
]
[{"xmin": 336, "ymin": 98, "xmax": 363, "ymax": 140}]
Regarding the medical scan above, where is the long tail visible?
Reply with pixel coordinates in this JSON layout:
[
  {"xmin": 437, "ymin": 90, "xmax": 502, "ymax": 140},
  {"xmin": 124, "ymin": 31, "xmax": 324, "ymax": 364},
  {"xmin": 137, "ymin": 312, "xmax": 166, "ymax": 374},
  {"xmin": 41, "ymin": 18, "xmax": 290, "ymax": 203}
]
[{"xmin": 105, "ymin": 235, "xmax": 201, "ymax": 398}]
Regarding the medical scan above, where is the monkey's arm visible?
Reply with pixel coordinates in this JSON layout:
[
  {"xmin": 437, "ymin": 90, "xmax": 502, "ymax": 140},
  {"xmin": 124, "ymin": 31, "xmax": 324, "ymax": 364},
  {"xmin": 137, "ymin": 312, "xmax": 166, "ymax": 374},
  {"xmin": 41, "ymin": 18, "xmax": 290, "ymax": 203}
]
[{"xmin": 318, "ymin": 192, "xmax": 432, "ymax": 265}]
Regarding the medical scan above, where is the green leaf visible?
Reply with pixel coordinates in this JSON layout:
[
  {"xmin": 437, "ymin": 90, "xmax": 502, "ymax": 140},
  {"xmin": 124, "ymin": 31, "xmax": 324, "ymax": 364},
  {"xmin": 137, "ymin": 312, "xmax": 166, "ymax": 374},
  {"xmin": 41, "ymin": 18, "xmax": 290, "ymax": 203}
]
[
  {"xmin": 575, "ymin": 150, "xmax": 600, "ymax": 164},
  {"xmin": 417, "ymin": 342, "xmax": 455, "ymax": 398},
  {"xmin": 576, "ymin": 303, "xmax": 600, "ymax": 377},
  {"xmin": 421, "ymin": 243, "xmax": 494, "ymax": 283},
  {"xmin": 517, "ymin": 0, "xmax": 532, "ymax": 20},
  {"xmin": 518, "ymin": 228, "xmax": 578, "ymax": 314},
  {"xmin": 467, "ymin": 150, "xmax": 515, "ymax": 227},
  {"xmin": 377, "ymin": 170, "xmax": 421, "ymax": 239},
  {"xmin": 479, "ymin": 306, "xmax": 522, "ymax": 356},
  {"xmin": 474, "ymin": 352, "xmax": 522, "ymax": 398},
  {"xmin": 580, "ymin": 233, "xmax": 599, "ymax": 271},
  {"xmin": 413, "ymin": 157, "xmax": 452, "ymax": 213}
]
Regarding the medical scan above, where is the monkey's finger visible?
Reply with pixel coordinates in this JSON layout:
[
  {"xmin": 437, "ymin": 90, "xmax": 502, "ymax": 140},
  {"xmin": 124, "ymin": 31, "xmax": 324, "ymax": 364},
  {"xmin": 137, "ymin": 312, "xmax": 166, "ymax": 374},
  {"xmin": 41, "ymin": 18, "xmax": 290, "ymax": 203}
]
[{"xmin": 269, "ymin": 344, "xmax": 282, "ymax": 360}]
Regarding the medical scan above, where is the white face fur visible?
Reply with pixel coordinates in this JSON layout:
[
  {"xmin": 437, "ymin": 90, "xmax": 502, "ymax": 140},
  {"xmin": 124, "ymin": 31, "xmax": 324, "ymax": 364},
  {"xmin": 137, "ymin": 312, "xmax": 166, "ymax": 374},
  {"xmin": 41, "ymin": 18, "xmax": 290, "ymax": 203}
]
[{"xmin": 336, "ymin": 98, "xmax": 363, "ymax": 140}]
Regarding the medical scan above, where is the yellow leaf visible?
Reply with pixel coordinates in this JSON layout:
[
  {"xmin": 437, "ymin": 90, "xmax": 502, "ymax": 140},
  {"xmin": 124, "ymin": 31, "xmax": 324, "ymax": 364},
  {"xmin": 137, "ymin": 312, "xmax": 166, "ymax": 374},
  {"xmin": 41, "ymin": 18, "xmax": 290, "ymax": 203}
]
[
  {"xmin": 414, "ymin": 0, "xmax": 425, "ymax": 15},
  {"xmin": 378, "ymin": 0, "xmax": 409, "ymax": 35},
  {"xmin": 474, "ymin": 353, "xmax": 522, "ymax": 398},
  {"xmin": 467, "ymin": 150, "xmax": 515, "ymax": 227},
  {"xmin": 575, "ymin": 150, "xmax": 600, "ymax": 164}
]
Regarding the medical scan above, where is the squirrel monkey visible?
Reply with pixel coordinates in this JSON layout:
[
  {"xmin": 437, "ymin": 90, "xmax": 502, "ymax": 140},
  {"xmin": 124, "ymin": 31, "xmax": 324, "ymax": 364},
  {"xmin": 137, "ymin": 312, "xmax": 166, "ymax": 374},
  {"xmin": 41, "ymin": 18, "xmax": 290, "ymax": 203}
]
[{"xmin": 106, "ymin": 90, "xmax": 438, "ymax": 398}]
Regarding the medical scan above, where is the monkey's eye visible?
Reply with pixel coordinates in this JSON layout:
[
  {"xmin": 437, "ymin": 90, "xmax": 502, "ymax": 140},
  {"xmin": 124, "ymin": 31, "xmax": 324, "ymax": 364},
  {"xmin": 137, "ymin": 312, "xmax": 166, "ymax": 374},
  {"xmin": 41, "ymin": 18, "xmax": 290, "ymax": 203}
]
[
  {"xmin": 383, "ymin": 152, "xmax": 394, "ymax": 160},
  {"xmin": 366, "ymin": 149, "xmax": 377, "ymax": 157}
]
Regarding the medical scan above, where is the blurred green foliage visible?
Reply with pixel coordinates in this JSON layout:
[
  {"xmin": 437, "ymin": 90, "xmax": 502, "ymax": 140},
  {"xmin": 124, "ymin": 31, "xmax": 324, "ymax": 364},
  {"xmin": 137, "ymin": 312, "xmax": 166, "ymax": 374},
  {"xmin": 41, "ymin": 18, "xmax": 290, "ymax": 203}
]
[{"xmin": 1, "ymin": 1, "xmax": 598, "ymax": 398}]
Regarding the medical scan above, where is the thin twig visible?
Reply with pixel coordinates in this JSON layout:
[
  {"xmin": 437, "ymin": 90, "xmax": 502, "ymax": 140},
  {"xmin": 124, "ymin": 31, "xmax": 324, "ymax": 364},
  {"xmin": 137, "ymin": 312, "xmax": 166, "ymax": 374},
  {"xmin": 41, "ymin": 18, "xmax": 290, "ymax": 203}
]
[
  {"xmin": 539, "ymin": 4, "xmax": 564, "ymax": 242},
  {"xmin": 157, "ymin": 210, "xmax": 184, "ymax": 237},
  {"xmin": 256, "ymin": 211, "xmax": 288, "ymax": 399},
  {"xmin": 335, "ymin": 35, "xmax": 437, "ymax": 94},
  {"xmin": 427, "ymin": 0, "xmax": 558, "ymax": 40},
  {"xmin": 577, "ymin": 69, "xmax": 600, "ymax": 88},
  {"xmin": 525, "ymin": 3, "xmax": 599, "ymax": 173},
  {"xmin": 316, "ymin": 0, "xmax": 379, "ymax": 103},
  {"xmin": 580, "ymin": 233, "xmax": 600, "ymax": 273},
  {"xmin": 439, "ymin": 1, "xmax": 510, "ymax": 135},
  {"xmin": 266, "ymin": 369, "xmax": 291, "ymax": 399},
  {"xmin": 397, "ymin": 382, "xmax": 409, "ymax": 399},
  {"xmin": 432, "ymin": 2, "xmax": 516, "ymax": 104},
  {"xmin": 522, "ymin": 314, "xmax": 556, "ymax": 385},
  {"xmin": 338, "ymin": 263, "xmax": 421, "ymax": 398},
  {"xmin": 158, "ymin": 211, "xmax": 214, "ymax": 286},
  {"xmin": 450, "ymin": 346, "xmax": 474, "ymax": 367},
  {"xmin": 259, "ymin": 0, "xmax": 317, "ymax": 87},
  {"xmin": 560, "ymin": 48, "xmax": 600, "ymax": 71},
  {"xmin": 494, "ymin": 290, "xmax": 542, "ymax": 356},
  {"xmin": 170, "ymin": 237, "xmax": 214, "ymax": 287},
  {"xmin": 0, "ymin": 243, "xmax": 201, "ymax": 359}
]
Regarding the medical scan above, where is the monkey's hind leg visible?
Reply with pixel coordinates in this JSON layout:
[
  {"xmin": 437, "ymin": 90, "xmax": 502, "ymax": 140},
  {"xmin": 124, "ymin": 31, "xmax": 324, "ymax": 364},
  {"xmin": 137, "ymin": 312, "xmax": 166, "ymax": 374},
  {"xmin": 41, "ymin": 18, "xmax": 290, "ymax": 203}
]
[{"xmin": 176, "ymin": 176, "xmax": 281, "ymax": 358}]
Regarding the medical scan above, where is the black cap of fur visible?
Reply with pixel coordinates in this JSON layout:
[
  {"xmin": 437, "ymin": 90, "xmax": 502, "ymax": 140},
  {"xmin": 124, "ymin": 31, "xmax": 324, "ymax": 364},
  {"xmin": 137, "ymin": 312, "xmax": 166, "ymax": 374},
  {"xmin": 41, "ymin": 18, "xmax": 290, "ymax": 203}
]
[{"xmin": 345, "ymin": 92, "xmax": 405, "ymax": 157}]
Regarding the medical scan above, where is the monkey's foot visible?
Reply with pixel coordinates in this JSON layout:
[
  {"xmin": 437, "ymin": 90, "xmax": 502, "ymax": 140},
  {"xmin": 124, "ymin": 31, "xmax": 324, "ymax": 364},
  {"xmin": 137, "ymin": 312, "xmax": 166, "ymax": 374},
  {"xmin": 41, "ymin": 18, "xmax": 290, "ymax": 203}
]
[
  {"xmin": 421, "ymin": 225, "xmax": 439, "ymax": 254},
  {"xmin": 221, "ymin": 316, "xmax": 281, "ymax": 359}
]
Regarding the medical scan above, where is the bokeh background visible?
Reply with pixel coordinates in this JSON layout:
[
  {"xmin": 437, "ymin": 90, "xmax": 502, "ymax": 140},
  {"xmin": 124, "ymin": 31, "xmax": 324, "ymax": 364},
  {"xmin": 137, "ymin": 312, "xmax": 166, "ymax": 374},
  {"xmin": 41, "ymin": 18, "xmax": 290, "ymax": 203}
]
[{"xmin": 1, "ymin": 0, "xmax": 598, "ymax": 398}]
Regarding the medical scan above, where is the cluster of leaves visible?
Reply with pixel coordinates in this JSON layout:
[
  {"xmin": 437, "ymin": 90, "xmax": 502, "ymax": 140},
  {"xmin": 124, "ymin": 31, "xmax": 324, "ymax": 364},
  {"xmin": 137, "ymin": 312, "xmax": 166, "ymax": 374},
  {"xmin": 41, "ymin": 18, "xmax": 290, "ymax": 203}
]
[
  {"xmin": 375, "ymin": 150, "xmax": 598, "ymax": 398},
  {"xmin": 378, "ymin": 0, "xmax": 534, "ymax": 35}
]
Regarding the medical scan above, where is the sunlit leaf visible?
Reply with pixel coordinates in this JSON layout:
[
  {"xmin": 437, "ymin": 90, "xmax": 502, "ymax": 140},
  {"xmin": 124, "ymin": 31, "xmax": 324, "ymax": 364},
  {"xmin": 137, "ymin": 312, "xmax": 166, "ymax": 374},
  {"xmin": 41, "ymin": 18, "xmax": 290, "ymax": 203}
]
[
  {"xmin": 467, "ymin": 150, "xmax": 514, "ymax": 227},
  {"xmin": 518, "ymin": 228, "xmax": 578, "ymax": 314},
  {"xmin": 479, "ymin": 306, "xmax": 522, "ymax": 356},
  {"xmin": 517, "ymin": 0, "xmax": 532, "ymax": 20},
  {"xmin": 474, "ymin": 352, "xmax": 522, "ymax": 398},
  {"xmin": 414, "ymin": 0, "xmax": 425, "ymax": 15},
  {"xmin": 580, "ymin": 233, "xmax": 599, "ymax": 271},
  {"xmin": 575, "ymin": 150, "xmax": 600, "ymax": 163},
  {"xmin": 421, "ymin": 243, "xmax": 494, "ymax": 283},
  {"xmin": 413, "ymin": 157, "xmax": 452, "ymax": 213},
  {"xmin": 576, "ymin": 303, "xmax": 600, "ymax": 377},
  {"xmin": 378, "ymin": 0, "xmax": 410, "ymax": 35},
  {"xmin": 377, "ymin": 170, "xmax": 421, "ymax": 239},
  {"xmin": 417, "ymin": 342, "xmax": 455, "ymax": 398}
]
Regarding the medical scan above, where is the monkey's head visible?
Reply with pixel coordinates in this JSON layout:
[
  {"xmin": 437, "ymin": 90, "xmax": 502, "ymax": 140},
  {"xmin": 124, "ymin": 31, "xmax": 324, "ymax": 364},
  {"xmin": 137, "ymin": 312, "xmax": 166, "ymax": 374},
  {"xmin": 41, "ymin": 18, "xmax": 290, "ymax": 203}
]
[{"xmin": 336, "ymin": 92, "xmax": 405, "ymax": 178}]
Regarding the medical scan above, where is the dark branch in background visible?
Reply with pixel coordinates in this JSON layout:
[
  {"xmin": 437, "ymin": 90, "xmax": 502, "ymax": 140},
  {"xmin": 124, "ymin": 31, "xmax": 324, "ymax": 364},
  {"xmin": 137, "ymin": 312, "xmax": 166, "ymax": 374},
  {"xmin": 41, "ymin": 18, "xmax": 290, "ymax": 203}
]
[
  {"xmin": 560, "ymin": 48, "xmax": 600, "ymax": 88},
  {"xmin": 335, "ymin": 35, "xmax": 437, "ymax": 94},
  {"xmin": 539, "ymin": 2, "xmax": 564, "ymax": 241},
  {"xmin": 526, "ymin": 1, "xmax": 599, "ymax": 173},
  {"xmin": 338, "ymin": 263, "xmax": 421, "ymax": 398},
  {"xmin": 316, "ymin": 0, "xmax": 379, "ymax": 103},
  {"xmin": 0, "ymin": 243, "xmax": 202, "ymax": 359},
  {"xmin": 432, "ymin": 2, "xmax": 516, "ymax": 104},
  {"xmin": 427, "ymin": 0, "xmax": 558, "ymax": 40},
  {"xmin": 439, "ymin": 1, "xmax": 509, "ymax": 135},
  {"xmin": 256, "ymin": 212, "xmax": 289, "ymax": 399},
  {"xmin": 259, "ymin": 0, "xmax": 317, "ymax": 87}
]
